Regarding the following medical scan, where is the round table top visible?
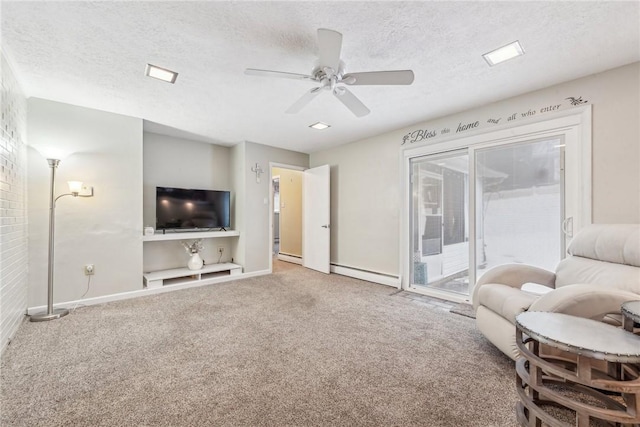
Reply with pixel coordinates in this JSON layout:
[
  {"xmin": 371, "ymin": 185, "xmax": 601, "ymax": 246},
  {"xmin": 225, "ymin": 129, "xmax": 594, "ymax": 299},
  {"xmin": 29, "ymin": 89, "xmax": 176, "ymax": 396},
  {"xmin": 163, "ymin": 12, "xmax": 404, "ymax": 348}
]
[
  {"xmin": 622, "ymin": 300, "xmax": 640, "ymax": 323},
  {"xmin": 516, "ymin": 312, "xmax": 640, "ymax": 363}
]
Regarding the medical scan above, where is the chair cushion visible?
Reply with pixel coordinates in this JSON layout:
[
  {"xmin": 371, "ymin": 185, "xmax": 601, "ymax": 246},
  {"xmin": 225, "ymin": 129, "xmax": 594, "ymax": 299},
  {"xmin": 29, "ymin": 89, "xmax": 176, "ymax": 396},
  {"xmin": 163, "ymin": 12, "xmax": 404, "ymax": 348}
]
[
  {"xmin": 555, "ymin": 256, "xmax": 640, "ymax": 293},
  {"xmin": 478, "ymin": 284, "xmax": 538, "ymax": 324},
  {"xmin": 568, "ymin": 224, "xmax": 640, "ymax": 267}
]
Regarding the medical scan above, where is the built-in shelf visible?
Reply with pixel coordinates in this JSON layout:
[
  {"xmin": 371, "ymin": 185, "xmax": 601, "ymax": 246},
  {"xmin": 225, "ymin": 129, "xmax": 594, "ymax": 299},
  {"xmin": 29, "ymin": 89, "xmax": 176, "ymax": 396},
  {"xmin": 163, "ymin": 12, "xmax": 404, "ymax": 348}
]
[
  {"xmin": 144, "ymin": 262, "xmax": 242, "ymax": 288},
  {"xmin": 142, "ymin": 230, "xmax": 240, "ymax": 242}
]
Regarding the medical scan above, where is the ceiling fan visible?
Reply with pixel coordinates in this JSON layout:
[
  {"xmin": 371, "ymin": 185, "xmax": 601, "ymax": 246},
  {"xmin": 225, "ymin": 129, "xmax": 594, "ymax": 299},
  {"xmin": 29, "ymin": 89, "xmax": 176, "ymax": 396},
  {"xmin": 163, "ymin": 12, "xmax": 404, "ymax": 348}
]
[{"xmin": 245, "ymin": 28, "xmax": 415, "ymax": 117}]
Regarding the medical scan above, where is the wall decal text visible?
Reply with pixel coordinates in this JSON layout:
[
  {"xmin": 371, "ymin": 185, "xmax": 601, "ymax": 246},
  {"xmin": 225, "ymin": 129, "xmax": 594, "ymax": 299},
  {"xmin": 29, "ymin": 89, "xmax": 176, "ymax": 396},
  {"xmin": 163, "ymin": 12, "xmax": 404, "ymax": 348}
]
[{"xmin": 401, "ymin": 96, "xmax": 589, "ymax": 145}]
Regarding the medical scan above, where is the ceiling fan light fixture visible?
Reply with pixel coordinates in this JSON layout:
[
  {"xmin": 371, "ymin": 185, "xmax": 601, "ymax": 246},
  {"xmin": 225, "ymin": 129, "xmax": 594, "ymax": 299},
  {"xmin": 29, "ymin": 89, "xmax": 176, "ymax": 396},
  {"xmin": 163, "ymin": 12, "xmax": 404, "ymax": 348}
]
[
  {"xmin": 145, "ymin": 63, "xmax": 178, "ymax": 83},
  {"xmin": 309, "ymin": 122, "xmax": 331, "ymax": 130},
  {"xmin": 483, "ymin": 41, "xmax": 524, "ymax": 66}
]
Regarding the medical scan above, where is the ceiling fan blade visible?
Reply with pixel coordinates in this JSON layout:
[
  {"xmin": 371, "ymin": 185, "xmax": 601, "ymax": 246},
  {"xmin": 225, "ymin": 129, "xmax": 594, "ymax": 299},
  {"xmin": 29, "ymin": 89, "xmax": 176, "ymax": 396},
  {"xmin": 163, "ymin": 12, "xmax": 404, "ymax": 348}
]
[
  {"xmin": 342, "ymin": 70, "xmax": 415, "ymax": 85},
  {"xmin": 285, "ymin": 87, "xmax": 322, "ymax": 114},
  {"xmin": 333, "ymin": 88, "xmax": 370, "ymax": 117},
  {"xmin": 317, "ymin": 28, "xmax": 342, "ymax": 72},
  {"xmin": 245, "ymin": 68, "xmax": 313, "ymax": 80}
]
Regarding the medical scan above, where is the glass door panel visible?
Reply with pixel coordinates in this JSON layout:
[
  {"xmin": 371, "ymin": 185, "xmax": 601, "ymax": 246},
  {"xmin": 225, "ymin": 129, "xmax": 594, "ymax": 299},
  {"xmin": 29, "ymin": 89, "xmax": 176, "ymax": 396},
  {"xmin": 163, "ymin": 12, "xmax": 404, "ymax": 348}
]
[
  {"xmin": 409, "ymin": 138, "xmax": 564, "ymax": 300},
  {"xmin": 475, "ymin": 138, "xmax": 563, "ymax": 282},
  {"xmin": 411, "ymin": 151, "xmax": 470, "ymax": 295}
]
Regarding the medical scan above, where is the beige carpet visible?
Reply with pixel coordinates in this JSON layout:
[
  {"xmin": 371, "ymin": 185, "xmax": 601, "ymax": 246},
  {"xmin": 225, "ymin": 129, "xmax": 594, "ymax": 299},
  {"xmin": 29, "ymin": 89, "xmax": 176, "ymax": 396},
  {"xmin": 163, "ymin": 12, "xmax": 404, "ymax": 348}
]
[{"xmin": 1, "ymin": 261, "xmax": 517, "ymax": 426}]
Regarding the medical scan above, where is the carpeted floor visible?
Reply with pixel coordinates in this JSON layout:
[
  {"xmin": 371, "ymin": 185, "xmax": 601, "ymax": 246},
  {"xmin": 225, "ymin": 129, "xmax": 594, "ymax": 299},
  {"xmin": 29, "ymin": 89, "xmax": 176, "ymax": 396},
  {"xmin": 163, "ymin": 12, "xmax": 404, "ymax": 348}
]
[{"xmin": 1, "ymin": 261, "xmax": 517, "ymax": 426}]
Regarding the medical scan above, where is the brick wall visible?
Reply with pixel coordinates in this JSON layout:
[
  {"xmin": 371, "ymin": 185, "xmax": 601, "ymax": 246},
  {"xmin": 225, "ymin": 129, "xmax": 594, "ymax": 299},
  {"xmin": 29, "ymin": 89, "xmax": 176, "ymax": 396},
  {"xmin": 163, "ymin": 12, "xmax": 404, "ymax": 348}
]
[{"xmin": 1, "ymin": 52, "xmax": 28, "ymax": 354}]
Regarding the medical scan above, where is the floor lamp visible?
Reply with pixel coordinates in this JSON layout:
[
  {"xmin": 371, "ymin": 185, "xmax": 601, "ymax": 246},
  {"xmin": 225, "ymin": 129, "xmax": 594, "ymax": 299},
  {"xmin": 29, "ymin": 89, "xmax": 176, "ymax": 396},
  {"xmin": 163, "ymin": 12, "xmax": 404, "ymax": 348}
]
[{"xmin": 30, "ymin": 158, "xmax": 94, "ymax": 322}]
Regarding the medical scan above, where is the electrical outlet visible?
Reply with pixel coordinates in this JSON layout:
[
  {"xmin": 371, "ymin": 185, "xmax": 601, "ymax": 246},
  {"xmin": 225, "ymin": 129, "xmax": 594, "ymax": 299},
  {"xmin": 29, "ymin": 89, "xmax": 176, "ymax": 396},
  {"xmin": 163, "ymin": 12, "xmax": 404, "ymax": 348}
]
[
  {"xmin": 218, "ymin": 247, "xmax": 224, "ymax": 254},
  {"xmin": 84, "ymin": 264, "xmax": 95, "ymax": 275}
]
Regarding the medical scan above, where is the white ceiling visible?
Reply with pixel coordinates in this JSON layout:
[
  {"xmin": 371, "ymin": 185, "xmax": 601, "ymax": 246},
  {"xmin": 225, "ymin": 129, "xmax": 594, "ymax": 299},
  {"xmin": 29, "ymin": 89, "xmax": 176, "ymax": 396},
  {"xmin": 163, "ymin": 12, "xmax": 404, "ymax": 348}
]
[{"xmin": 2, "ymin": 1, "xmax": 639, "ymax": 154}]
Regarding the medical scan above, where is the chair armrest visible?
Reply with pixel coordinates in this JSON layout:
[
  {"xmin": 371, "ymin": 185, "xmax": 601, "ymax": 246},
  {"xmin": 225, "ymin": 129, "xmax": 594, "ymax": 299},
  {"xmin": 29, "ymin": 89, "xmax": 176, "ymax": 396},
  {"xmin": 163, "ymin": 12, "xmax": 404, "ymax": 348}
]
[
  {"xmin": 472, "ymin": 264, "xmax": 556, "ymax": 310},
  {"xmin": 528, "ymin": 284, "xmax": 640, "ymax": 321}
]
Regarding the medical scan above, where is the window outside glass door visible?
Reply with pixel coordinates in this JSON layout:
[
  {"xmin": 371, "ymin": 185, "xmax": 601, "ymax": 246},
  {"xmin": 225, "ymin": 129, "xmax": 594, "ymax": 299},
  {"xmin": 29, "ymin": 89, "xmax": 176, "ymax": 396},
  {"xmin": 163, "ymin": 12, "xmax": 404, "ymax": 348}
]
[
  {"xmin": 475, "ymin": 138, "xmax": 563, "ymax": 281},
  {"xmin": 409, "ymin": 138, "xmax": 563, "ymax": 298}
]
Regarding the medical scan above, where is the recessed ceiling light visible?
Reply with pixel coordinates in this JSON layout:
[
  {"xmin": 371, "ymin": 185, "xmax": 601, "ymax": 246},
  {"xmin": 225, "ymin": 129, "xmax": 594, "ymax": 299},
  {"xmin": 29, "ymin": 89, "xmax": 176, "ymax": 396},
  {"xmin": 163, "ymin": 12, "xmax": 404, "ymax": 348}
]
[
  {"xmin": 145, "ymin": 64, "xmax": 178, "ymax": 83},
  {"xmin": 482, "ymin": 41, "xmax": 524, "ymax": 66},
  {"xmin": 309, "ymin": 122, "xmax": 330, "ymax": 130}
]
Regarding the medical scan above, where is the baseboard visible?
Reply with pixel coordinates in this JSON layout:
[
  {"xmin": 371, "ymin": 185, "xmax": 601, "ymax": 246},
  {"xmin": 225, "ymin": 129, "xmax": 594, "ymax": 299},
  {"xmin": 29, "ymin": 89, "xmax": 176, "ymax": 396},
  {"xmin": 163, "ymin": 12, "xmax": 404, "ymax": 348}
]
[
  {"xmin": 277, "ymin": 253, "xmax": 302, "ymax": 265},
  {"xmin": 26, "ymin": 269, "xmax": 271, "ymax": 315},
  {"xmin": 26, "ymin": 265, "xmax": 399, "ymax": 314},
  {"xmin": 330, "ymin": 264, "xmax": 401, "ymax": 288}
]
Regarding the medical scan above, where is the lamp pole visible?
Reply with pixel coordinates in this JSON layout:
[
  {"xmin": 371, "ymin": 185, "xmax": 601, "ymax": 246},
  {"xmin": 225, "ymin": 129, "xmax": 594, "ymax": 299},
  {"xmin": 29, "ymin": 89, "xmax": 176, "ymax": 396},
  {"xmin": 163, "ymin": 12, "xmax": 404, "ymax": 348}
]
[{"xmin": 30, "ymin": 159, "xmax": 69, "ymax": 322}]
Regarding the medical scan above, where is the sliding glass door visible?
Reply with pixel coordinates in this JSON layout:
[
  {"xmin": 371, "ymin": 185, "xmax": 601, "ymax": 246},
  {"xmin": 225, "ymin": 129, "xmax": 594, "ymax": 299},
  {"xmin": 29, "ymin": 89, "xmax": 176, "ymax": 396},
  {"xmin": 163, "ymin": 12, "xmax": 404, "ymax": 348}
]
[
  {"xmin": 475, "ymin": 138, "xmax": 563, "ymax": 281},
  {"xmin": 409, "ymin": 138, "xmax": 564, "ymax": 299},
  {"xmin": 410, "ymin": 151, "xmax": 470, "ymax": 294}
]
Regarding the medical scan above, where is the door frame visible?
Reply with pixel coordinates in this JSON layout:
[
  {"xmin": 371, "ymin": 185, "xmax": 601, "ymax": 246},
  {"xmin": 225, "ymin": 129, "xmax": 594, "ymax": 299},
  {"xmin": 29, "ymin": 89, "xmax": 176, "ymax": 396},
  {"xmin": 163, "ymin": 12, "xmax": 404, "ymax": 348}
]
[
  {"xmin": 268, "ymin": 162, "xmax": 306, "ymax": 273},
  {"xmin": 401, "ymin": 105, "xmax": 592, "ymax": 303}
]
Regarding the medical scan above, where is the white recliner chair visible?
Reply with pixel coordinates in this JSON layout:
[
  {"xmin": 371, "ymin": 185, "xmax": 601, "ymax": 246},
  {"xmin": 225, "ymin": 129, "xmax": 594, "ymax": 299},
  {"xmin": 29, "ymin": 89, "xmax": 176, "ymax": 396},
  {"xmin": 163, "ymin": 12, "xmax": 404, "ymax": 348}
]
[{"xmin": 472, "ymin": 224, "xmax": 640, "ymax": 360}]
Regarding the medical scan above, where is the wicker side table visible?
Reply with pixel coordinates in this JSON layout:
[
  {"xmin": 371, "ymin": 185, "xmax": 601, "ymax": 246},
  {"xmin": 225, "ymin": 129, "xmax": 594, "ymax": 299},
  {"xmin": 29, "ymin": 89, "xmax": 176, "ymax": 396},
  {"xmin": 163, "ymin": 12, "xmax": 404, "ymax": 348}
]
[
  {"xmin": 515, "ymin": 312, "xmax": 640, "ymax": 427},
  {"xmin": 622, "ymin": 301, "xmax": 640, "ymax": 334}
]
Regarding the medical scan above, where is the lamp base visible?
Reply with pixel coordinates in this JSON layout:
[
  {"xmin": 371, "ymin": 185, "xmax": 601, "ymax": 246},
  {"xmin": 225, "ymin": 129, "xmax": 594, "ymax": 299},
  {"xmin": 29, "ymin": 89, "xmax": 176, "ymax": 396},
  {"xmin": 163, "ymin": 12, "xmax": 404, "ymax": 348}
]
[{"xmin": 29, "ymin": 308, "xmax": 70, "ymax": 322}]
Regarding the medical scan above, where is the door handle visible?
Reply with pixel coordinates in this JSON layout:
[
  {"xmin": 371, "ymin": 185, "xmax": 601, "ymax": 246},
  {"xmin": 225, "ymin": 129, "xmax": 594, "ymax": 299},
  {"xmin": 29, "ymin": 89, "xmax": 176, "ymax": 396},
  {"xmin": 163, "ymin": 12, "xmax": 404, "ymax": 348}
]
[
  {"xmin": 321, "ymin": 224, "xmax": 330, "ymax": 229},
  {"xmin": 562, "ymin": 217, "xmax": 573, "ymax": 237}
]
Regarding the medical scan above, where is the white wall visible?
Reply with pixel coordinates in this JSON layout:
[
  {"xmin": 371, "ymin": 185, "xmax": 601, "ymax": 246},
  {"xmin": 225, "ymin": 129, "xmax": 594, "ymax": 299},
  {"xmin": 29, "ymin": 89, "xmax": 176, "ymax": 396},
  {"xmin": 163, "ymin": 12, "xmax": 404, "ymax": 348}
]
[
  {"xmin": 310, "ymin": 62, "xmax": 640, "ymax": 277},
  {"xmin": 1, "ymin": 52, "xmax": 28, "ymax": 352},
  {"xmin": 142, "ymin": 132, "xmax": 232, "ymax": 271},
  {"xmin": 240, "ymin": 142, "xmax": 308, "ymax": 272},
  {"xmin": 27, "ymin": 98, "xmax": 143, "ymax": 307}
]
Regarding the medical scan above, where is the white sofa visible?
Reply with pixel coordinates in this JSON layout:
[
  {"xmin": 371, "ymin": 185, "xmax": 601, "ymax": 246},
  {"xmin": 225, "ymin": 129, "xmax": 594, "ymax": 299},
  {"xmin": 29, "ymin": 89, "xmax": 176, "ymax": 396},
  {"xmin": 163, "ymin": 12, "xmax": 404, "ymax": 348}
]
[{"xmin": 472, "ymin": 224, "xmax": 640, "ymax": 360}]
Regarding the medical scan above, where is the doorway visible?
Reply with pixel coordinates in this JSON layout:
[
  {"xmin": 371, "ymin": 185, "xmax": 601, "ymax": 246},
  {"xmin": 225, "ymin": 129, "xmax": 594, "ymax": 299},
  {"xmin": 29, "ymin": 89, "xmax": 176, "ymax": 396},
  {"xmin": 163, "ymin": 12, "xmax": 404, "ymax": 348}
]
[
  {"xmin": 268, "ymin": 163, "xmax": 332, "ymax": 275},
  {"xmin": 271, "ymin": 166, "xmax": 304, "ymax": 265}
]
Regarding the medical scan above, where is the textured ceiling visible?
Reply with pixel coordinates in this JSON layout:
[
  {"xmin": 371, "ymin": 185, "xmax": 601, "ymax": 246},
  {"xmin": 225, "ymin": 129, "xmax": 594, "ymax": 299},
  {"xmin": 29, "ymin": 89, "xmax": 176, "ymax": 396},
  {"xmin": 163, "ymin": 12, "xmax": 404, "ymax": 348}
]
[{"xmin": 2, "ymin": 1, "xmax": 639, "ymax": 154}]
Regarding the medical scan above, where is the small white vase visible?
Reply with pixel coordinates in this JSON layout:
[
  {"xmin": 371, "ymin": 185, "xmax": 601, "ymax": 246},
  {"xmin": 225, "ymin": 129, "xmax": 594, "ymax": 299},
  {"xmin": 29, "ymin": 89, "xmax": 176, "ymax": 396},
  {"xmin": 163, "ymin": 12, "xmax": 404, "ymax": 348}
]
[{"xmin": 188, "ymin": 253, "xmax": 204, "ymax": 270}]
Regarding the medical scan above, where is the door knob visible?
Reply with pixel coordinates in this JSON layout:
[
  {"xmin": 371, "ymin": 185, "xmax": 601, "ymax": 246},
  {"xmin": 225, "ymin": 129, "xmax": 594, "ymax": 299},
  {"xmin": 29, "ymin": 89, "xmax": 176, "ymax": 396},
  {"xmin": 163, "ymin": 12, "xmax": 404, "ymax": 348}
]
[
  {"xmin": 561, "ymin": 217, "xmax": 573, "ymax": 237},
  {"xmin": 321, "ymin": 224, "xmax": 330, "ymax": 229}
]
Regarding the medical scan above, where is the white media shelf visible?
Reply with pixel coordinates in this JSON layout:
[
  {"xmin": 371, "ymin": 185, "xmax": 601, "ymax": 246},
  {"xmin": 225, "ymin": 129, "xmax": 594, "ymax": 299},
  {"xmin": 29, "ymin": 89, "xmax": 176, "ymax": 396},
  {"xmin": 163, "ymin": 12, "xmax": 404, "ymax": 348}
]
[
  {"xmin": 142, "ymin": 230, "xmax": 242, "ymax": 289},
  {"xmin": 142, "ymin": 230, "xmax": 240, "ymax": 242},
  {"xmin": 144, "ymin": 263, "xmax": 242, "ymax": 288}
]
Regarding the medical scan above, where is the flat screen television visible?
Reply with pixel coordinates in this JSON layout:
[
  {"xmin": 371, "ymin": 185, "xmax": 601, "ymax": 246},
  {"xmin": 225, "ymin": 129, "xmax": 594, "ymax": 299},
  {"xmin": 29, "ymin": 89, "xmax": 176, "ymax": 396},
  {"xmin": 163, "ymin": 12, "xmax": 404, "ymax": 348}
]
[{"xmin": 156, "ymin": 187, "xmax": 230, "ymax": 231}]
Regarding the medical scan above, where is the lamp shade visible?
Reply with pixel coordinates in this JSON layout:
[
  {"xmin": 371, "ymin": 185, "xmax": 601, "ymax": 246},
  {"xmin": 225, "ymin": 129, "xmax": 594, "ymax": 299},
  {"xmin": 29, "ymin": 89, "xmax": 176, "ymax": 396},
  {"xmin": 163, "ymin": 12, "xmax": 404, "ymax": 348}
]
[
  {"xmin": 67, "ymin": 181, "xmax": 83, "ymax": 194},
  {"xmin": 30, "ymin": 144, "xmax": 76, "ymax": 161}
]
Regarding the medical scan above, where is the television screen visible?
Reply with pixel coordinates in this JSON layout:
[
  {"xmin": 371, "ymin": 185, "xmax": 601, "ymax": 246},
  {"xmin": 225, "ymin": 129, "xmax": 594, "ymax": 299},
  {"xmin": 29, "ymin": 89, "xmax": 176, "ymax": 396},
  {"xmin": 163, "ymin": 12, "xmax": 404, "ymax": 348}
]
[{"xmin": 156, "ymin": 187, "xmax": 230, "ymax": 231}]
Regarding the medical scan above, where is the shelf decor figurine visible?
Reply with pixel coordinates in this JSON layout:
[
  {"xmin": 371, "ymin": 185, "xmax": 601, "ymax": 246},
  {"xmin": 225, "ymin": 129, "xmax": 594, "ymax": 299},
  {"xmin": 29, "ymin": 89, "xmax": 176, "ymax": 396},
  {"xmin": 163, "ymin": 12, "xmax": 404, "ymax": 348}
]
[{"xmin": 182, "ymin": 239, "xmax": 204, "ymax": 270}]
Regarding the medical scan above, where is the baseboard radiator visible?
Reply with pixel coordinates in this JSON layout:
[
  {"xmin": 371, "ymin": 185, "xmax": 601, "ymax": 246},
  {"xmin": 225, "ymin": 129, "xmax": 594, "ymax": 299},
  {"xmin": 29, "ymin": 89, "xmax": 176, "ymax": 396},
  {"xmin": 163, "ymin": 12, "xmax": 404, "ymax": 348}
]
[{"xmin": 330, "ymin": 264, "xmax": 401, "ymax": 289}]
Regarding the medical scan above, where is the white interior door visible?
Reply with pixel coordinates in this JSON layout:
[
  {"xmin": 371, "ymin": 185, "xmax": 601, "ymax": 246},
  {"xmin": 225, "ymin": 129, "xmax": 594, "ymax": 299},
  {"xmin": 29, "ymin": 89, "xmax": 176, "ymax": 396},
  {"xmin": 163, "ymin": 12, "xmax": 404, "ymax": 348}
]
[{"xmin": 303, "ymin": 164, "xmax": 330, "ymax": 274}]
